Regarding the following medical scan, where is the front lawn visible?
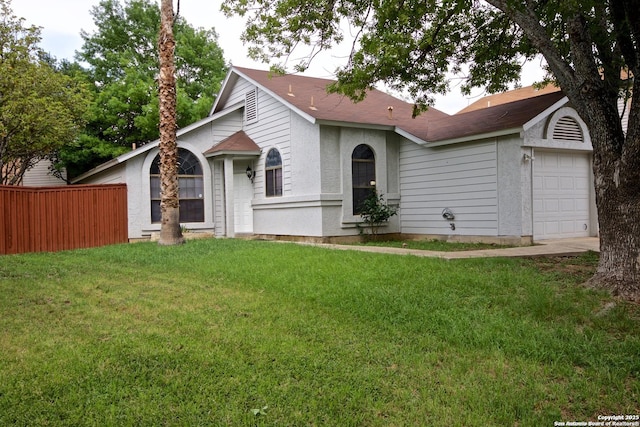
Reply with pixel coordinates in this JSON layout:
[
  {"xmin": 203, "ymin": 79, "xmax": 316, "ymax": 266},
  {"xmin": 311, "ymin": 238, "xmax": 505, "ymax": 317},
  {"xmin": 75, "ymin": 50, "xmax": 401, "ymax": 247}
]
[{"xmin": 0, "ymin": 239, "xmax": 638, "ymax": 426}]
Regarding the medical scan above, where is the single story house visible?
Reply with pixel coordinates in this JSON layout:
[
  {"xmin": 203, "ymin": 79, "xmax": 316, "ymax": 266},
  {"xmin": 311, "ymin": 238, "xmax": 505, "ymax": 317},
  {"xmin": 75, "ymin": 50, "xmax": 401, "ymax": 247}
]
[{"xmin": 74, "ymin": 66, "xmax": 598, "ymax": 244}]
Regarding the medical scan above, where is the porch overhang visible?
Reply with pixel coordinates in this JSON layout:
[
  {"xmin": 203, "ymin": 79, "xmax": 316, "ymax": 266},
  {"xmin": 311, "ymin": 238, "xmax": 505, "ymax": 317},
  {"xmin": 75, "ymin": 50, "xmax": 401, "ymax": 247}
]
[{"xmin": 204, "ymin": 130, "xmax": 261, "ymax": 158}]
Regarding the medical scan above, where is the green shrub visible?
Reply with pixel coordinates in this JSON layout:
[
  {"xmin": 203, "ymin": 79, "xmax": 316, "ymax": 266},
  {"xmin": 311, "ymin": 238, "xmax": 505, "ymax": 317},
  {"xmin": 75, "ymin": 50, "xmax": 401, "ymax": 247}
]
[{"xmin": 358, "ymin": 190, "xmax": 398, "ymax": 240}]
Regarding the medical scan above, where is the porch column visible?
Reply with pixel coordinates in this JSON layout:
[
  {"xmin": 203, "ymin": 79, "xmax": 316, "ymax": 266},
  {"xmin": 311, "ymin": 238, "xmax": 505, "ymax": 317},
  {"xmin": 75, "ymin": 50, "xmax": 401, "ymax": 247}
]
[{"xmin": 224, "ymin": 156, "xmax": 235, "ymax": 237}]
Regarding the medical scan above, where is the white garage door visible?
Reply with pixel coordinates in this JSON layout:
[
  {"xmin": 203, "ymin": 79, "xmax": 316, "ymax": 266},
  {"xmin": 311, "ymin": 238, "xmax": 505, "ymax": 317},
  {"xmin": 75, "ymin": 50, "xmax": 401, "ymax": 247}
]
[{"xmin": 533, "ymin": 150, "xmax": 591, "ymax": 240}]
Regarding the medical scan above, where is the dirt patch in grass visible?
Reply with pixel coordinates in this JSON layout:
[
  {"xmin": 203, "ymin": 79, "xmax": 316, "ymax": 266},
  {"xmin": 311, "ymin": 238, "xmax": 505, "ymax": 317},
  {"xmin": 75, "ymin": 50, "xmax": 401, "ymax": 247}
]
[
  {"xmin": 524, "ymin": 253, "xmax": 599, "ymax": 284},
  {"xmin": 352, "ymin": 239, "xmax": 514, "ymax": 252}
]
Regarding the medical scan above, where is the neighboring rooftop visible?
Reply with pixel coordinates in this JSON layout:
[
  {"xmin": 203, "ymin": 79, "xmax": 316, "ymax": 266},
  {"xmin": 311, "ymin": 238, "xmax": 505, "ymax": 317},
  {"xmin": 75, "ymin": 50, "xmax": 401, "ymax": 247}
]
[{"xmin": 457, "ymin": 84, "xmax": 561, "ymax": 114}]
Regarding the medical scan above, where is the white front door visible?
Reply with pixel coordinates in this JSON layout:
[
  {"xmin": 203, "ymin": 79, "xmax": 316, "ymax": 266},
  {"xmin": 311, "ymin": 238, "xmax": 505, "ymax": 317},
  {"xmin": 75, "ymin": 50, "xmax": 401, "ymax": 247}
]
[
  {"xmin": 233, "ymin": 173, "xmax": 254, "ymax": 234},
  {"xmin": 533, "ymin": 150, "xmax": 591, "ymax": 240}
]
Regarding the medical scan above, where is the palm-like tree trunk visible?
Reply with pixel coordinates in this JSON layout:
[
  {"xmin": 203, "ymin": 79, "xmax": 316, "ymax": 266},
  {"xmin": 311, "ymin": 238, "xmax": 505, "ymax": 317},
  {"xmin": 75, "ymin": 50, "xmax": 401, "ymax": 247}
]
[{"xmin": 157, "ymin": 0, "xmax": 183, "ymax": 245}]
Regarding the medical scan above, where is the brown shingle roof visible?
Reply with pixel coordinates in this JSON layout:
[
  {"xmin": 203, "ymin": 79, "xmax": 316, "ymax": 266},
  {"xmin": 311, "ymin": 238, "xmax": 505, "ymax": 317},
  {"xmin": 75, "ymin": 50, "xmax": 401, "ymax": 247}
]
[
  {"xmin": 230, "ymin": 67, "xmax": 567, "ymax": 144},
  {"xmin": 423, "ymin": 91, "xmax": 566, "ymax": 142},
  {"xmin": 204, "ymin": 130, "xmax": 261, "ymax": 156},
  {"xmin": 233, "ymin": 66, "xmax": 450, "ymax": 126}
]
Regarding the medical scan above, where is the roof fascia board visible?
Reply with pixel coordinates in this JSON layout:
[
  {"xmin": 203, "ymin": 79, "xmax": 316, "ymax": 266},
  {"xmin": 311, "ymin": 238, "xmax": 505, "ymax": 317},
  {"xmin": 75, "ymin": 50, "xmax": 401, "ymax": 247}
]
[
  {"xmin": 522, "ymin": 96, "xmax": 569, "ymax": 131},
  {"xmin": 178, "ymin": 102, "xmax": 243, "ymax": 137},
  {"xmin": 205, "ymin": 150, "xmax": 261, "ymax": 158},
  {"xmin": 116, "ymin": 102, "xmax": 244, "ymax": 163},
  {"xmin": 394, "ymin": 127, "xmax": 428, "ymax": 145},
  {"xmin": 71, "ymin": 158, "xmax": 121, "ymax": 183},
  {"xmin": 209, "ymin": 68, "xmax": 238, "ymax": 115},
  {"xmin": 76, "ymin": 102, "xmax": 246, "ymax": 182},
  {"xmin": 316, "ymin": 119, "xmax": 395, "ymax": 131}
]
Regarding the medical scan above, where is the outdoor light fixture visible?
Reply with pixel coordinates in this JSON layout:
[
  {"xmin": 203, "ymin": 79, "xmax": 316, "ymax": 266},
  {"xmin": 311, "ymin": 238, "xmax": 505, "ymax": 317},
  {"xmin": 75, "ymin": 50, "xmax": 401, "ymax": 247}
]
[
  {"xmin": 442, "ymin": 208, "xmax": 455, "ymax": 221},
  {"xmin": 442, "ymin": 208, "xmax": 456, "ymax": 231},
  {"xmin": 246, "ymin": 165, "xmax": 255, "ymax": 183},
  {"xmin": 523, "ymin": 153, "xmax": 535, "ymax": 162}
]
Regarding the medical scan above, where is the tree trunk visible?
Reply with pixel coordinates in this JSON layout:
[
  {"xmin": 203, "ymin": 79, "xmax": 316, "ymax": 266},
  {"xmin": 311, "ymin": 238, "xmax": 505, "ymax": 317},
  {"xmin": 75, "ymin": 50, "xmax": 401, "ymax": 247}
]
[
  {"xmin": 157, "ymin": 0, "xmax": 184, "ymax": 246},
  {"xmin": 569, "ymin": 79, "xmax": 640, "ymax": 300},
  {"xmin": 591, "ymin": 189, "xmax": 640, "ymax": 301},
  {"xmin": 486, "ymin": 0, "xmax": 640, "ymax": 301},
  {"xmin": 587, "ymin": 108, "xmax": 640, "ymax": 301}
]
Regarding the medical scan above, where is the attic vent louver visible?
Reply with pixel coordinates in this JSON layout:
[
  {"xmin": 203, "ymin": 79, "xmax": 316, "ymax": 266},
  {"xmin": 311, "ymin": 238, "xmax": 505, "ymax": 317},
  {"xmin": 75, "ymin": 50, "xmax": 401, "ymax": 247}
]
[
  {"xmin": 552, "ymin": 116, "xmax": 583, "ymax": 142},
  {"xmin": 245, "ymin": 88, "xmax": 258, "ymax": 124}
]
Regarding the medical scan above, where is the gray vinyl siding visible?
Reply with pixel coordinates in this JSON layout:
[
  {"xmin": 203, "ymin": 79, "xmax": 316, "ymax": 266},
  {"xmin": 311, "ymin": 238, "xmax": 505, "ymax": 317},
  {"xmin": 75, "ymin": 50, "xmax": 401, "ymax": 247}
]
[
  {"xmin": 245, "ymin": 88, "xmax": 293, "ymax": 198},
  {"xmin": 225, "ymin": 79, "xmax": 256, "ymax": 108},
  {"xmin": 79, "ymin": 163, "xmax": 126, "ymax": 185},
  {"xmin": 211, "ymin": 110, "xmax": 244, "ymax": 145},
  {"xmin": 399, "ymin": 140, "xmax": 499, "ymax": 236},
  {"xmin": 22, "ymin": 160, "xmax": 67, "ymax": 186}
]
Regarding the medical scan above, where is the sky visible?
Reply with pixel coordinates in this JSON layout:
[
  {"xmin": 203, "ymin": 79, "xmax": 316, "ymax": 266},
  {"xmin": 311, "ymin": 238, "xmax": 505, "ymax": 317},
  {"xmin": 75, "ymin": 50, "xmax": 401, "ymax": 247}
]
[{"xmin": 12, "ymin": 0, "xmax": 546, "ymax": 114}]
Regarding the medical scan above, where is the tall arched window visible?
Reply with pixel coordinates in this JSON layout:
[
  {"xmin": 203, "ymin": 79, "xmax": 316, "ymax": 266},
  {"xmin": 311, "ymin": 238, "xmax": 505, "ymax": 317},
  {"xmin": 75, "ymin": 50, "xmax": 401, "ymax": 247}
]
[
  {"xmin": 150, "ymin": 148, "xmax": 204, "ymax": 223},
  {"xmin": 265, "ymin": 148, "xmax": 282, "ymax": 197},
  {"xmin": 352, "ymin": 144, "xmax": 375, "ymax": 214}
]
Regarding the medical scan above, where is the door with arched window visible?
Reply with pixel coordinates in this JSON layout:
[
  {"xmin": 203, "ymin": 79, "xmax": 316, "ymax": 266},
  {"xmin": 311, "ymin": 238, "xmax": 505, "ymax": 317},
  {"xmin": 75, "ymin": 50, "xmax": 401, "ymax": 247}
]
[
  {"xmin": 352, "ymin": 144, "xmax": 375, "ymax": 214},
  {"xmin": 150, "ymin": 148, "xmax": 204, "ymax": 223}
]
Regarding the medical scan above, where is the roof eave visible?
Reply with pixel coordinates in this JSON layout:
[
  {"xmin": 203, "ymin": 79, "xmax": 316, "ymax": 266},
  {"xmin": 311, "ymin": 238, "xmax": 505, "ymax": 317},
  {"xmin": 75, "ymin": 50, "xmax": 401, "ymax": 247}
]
[
  {"xmin": 421, "ymin": 127, "xmax": 523, "ymax": 147},
  {"xmin": 210, "ymin": 67, "xmax": 238, "ymax": 115},
  {"xmin": 204, "ymin": 150, "xmax": 262, "ymax": 158},
  {"xmin": 395, "ymin": 127, "xmax": 428, "ymax": 145},
  {"xmin": 522, "ymin": 96, "xmax": 569, "ymax": 131},
  {"xmin": 316, "ymin": 119, "xmax": 395, "ymax": 131},
  {"xmin": 75, "ymin": 104, "xmax": 246, "ymax": 182},
  {"xmin": 71, "ymin": 158, "xmax": 122, "ymax": 183}
]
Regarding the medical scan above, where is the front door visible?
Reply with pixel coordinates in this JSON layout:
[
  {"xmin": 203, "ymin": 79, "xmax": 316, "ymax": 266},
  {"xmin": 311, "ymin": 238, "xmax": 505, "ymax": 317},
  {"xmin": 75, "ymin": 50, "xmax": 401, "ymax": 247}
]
[{"xmin": 233, "ymin": 173, "xmax": 254, "ymax": 234}]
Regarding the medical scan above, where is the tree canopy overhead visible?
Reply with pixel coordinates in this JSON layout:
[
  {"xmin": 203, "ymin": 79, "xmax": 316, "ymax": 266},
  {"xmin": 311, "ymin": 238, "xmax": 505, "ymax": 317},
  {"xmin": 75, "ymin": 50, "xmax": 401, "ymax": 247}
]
[
  {"xmin": 223, "ymin": 0, "xmax": 640, "ymax": 298},
  {"xmin": 0, "ymin": 0, "xmax": 90, "ymax": 185},
  {"xmin": 62, "ymin": 0, "xmax": 227, "ymax": 177},
  {"xmin": 223, "ymin": 0, "xmax": 542, "ymax": 107}
]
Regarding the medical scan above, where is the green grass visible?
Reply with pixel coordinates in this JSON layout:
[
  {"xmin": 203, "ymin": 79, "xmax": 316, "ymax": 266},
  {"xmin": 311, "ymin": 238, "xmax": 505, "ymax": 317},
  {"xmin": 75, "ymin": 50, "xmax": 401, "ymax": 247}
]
[
  {"xmin": 350, "ymin": 238, "xmax": 513, "ymax": 251},
  {"xmin": 0, "ymin": 240, "xmax": 638, "ymax": 426}
]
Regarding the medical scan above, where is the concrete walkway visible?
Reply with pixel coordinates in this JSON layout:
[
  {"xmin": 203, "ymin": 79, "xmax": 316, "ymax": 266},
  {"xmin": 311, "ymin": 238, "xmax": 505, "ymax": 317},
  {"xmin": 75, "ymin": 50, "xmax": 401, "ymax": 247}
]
[{"xmin": 298, "ymin": 237, "xmax": 600, "ymax": 259}]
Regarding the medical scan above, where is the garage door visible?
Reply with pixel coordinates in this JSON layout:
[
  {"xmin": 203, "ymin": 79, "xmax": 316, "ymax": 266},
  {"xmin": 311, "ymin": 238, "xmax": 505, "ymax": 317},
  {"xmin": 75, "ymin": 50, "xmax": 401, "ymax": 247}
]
[{"xmin": 533, "ymin": 150, "xmax": 591, "ymax": 240}]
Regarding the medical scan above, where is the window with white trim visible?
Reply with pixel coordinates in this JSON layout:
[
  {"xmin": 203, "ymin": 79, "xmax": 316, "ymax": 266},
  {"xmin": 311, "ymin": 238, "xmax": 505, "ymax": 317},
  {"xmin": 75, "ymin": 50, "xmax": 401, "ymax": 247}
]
[
  {"xmin": 352, "ymin": 144, "xmax": 376, "ymax": 214},
  {"xmin": 150, "ymin": 148, "xmax": 204, "ymax": 223},
  {"xmin": 265, "ymin": 148, "xmax": 283, "ymax": 197}
]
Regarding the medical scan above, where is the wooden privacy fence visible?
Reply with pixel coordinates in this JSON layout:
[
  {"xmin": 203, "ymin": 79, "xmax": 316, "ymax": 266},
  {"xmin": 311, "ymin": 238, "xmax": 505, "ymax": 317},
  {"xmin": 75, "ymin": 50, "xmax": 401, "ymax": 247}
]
[{"xmin": 1, "ymin": 184, "xmax": 128, "ymax": 255}]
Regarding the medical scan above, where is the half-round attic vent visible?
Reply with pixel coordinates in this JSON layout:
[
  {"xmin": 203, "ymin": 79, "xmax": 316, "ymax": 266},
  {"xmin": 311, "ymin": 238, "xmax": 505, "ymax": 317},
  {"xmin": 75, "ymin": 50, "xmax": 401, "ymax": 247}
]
[{"xmin": 552, "ymin": 116, "xmax": 583, "ymax": 142}]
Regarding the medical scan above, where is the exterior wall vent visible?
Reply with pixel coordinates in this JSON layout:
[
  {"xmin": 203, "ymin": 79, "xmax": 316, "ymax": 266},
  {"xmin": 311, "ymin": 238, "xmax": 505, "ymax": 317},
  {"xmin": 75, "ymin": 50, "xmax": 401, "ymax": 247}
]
[
  {"xmin": 245, "ymin": 88, "xmax": 258, "ymax": 124},
  {"xmin": 552, "ymin": 116, "xmax": 583, "ymax": 142}
]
